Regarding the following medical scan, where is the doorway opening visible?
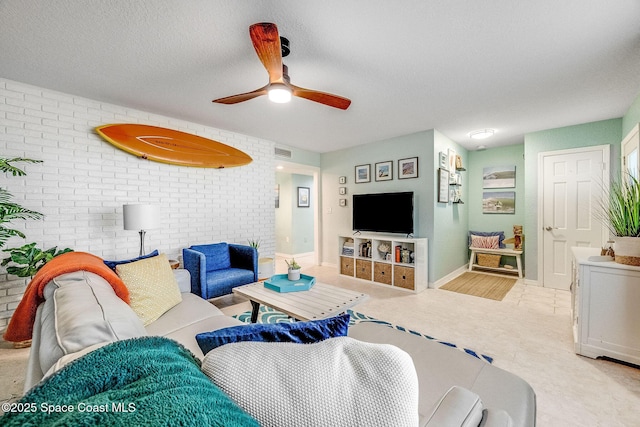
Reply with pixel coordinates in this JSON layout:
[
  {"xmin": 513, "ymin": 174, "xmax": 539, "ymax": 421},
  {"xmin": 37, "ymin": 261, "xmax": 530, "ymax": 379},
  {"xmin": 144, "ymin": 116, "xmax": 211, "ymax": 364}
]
[{"xmin": 274, "ymin": 161, "xmax": 320, "ymax": 273}]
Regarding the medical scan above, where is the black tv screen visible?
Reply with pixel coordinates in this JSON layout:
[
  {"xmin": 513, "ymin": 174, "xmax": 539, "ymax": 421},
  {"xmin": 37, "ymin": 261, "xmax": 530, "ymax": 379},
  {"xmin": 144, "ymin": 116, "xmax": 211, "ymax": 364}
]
[{"xmin": 352, "ymin": 192, "xmax": 414, "ymax": 234}]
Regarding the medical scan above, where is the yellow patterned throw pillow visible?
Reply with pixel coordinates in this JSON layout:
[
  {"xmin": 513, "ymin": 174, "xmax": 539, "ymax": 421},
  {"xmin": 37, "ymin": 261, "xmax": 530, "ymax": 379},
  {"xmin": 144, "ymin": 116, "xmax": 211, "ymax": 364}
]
[{"xmin": 116, "ymin": 253, "xmax": 182, "ymax": 326}]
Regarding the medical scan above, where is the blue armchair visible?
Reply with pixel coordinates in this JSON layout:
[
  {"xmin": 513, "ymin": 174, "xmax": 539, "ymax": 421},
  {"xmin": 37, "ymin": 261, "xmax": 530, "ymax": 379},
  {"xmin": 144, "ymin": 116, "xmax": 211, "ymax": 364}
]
[{"xmin": 183, "ymin": 242, "xmax": 258, "ymax": 299}]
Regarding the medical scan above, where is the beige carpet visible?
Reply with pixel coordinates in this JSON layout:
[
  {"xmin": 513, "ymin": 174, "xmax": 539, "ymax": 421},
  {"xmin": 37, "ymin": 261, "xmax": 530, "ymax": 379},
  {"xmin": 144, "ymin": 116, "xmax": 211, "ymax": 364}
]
[{"xmin": 440, "ymin": 272, "xmax": 517, "ymax": 301}]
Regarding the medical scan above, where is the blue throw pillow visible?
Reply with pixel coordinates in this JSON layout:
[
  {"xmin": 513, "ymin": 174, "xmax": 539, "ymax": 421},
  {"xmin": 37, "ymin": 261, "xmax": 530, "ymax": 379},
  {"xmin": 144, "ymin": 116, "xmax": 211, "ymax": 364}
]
[
  {"xmin": 103, "ymin": 250, "xmax": 159, "ymax": 271},
  {"xmin": 190, "ymin": 243, "xmax": 231, "ymax": 272},
  {"xmin": 195, "ymin": 313, "xmax": 350, "ymax": 356},
  {"xmin": 468, "ymin": 231, "xmax": 505, "ymax": 248}
]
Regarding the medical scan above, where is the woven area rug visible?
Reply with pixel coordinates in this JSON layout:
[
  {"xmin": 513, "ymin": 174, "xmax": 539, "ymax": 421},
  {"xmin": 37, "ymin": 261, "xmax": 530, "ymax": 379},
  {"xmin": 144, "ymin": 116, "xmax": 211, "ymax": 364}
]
[
  {"xmin": 234, "ymin": 306, "xmax": 493, "ymax": 363},
  {"xmin": 440, "ymin": 272, "xmax": 516, "ymax": 301}
]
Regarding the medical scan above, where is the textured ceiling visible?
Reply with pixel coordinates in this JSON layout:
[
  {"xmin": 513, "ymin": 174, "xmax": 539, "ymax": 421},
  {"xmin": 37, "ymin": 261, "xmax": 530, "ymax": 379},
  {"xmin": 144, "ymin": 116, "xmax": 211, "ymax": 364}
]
[{"xmin": 1, "ymin": 0, "xmax": 640, "ymax": 153}]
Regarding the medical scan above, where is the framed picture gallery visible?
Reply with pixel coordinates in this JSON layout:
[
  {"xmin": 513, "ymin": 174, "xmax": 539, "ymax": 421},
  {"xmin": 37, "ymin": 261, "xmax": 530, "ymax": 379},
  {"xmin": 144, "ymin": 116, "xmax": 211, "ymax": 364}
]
[
  {"xmin": 355, "ymin": 164, "xmax": 371, "ymax": 183},
  {"xmin": 375, "ymin": 161, "xmax": 393, "ymax": 181},
  {"xmin": 297, "ymin": 187, "xmax": 310, "ymax": 207},
  {"xmin": 398, "ymin": 157, "xmax": 418, "ymax": 179}
]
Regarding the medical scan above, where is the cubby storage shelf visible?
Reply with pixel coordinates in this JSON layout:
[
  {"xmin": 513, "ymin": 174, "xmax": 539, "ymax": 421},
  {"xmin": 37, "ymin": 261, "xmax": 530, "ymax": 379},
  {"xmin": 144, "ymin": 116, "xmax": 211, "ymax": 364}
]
[{"xmin": 338, "ymin": 234, "xmax": 428, "ymax": 293}]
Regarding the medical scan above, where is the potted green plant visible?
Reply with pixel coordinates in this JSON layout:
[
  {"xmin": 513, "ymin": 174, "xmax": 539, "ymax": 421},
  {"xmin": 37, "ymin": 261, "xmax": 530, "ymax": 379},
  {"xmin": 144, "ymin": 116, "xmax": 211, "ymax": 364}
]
[
  {"xmin": 1, "ymin": 242, "xmax": 73, "ymax": 278},
  {"xmin": 285, "ymin": 258, "xmax": 301, "ymax": 281},
  {"xmin": 600, "ymin": 173, "xmax": 640, "ymax": 265},
  {"xmin": 0, "ymin": 157, "xmax": 44, "ymax": 249},
  {"xmin": 247, "ymin": 239, "xmax": 260, "ymax": 257}
]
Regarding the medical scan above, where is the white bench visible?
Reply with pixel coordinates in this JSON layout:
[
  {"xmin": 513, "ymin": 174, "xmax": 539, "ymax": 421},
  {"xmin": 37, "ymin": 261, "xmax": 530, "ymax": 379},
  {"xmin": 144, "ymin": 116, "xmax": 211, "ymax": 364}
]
[{"xmin": 468, "ymin": 247, "xmax": 523, "ymax": 278}]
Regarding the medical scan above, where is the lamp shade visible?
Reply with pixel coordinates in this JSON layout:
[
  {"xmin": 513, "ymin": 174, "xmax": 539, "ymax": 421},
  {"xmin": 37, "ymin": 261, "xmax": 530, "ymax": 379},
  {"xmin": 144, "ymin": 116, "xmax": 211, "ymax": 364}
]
[{"xmin": 123, "ymin": 204, "xmax": 161, "ymax": 230}]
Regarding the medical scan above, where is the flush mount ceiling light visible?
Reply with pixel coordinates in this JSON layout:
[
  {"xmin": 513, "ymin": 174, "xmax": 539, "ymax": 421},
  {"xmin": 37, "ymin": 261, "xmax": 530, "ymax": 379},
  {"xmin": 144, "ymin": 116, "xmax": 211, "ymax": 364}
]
[{"xmin": 469, "ymin": 129, "xmax": 495, "ymax": 140}]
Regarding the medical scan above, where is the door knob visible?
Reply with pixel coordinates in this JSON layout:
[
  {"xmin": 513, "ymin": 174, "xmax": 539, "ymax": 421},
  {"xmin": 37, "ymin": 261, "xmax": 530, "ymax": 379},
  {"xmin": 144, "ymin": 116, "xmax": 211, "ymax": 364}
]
[{"xmin": 545, "ymin": 226, "xmax": 558, "ymax": 231}]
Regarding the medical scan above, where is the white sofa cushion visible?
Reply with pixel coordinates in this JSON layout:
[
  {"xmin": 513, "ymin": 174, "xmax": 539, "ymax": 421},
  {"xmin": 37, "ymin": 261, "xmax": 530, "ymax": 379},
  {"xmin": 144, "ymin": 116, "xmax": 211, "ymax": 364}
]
[
  {"xmin": 202, "ymin": 336, "xmax": 419, "ymax": 427},
  {"xmin": 422, "ymin": 386, "xmax": 484, "ymax": 427},
  {"xmin": 38, "ymin": 271, "xmax": 147, "ymax": 374}
]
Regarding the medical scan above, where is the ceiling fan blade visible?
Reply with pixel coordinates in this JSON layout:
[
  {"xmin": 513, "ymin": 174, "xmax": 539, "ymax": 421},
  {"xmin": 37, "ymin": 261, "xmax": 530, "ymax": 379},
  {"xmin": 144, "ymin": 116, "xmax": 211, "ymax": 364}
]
[
  {"xmin": 249, "ymin": 23, "xmax": 283, "ymax": 83},
  {"xmin": 212, "ymin": 85, "xmax": 268, "ymax": 104},
  {"xmin": 291, "ymin": 85, "xmax": 352, "ymax": 110}
]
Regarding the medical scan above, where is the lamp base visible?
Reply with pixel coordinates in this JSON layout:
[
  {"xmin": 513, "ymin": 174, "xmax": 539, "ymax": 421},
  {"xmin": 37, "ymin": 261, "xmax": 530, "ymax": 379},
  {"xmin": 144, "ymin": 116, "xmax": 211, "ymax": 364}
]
[{"xmin": 138, "ymin": 230, "xmax": 147, "ymax": 257}]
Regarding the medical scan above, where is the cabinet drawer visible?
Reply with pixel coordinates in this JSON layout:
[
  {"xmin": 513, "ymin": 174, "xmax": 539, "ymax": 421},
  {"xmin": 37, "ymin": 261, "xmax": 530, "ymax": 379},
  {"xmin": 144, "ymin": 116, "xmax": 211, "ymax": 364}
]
[
  {"xmin": 355, "ymin": 259, "xmax": 372, "ymax": 280},
  {"xmin": 340, "ymin": 257, "xmax": 354, "ymax": 276},
  {"xmin": 373, "ymin": 262, "xmax": 392, "ymax": 285},
  {"xmin": 394, "ymin": 266, "xmax": 415, "ymax": 290}
]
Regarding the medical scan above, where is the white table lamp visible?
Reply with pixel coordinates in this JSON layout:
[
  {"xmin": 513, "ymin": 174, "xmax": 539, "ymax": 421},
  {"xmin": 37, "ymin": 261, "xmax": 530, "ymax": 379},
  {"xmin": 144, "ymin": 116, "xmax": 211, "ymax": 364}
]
[{"xmin": 123, "ymin": 204, "xmax": 161, "ymax": 256}]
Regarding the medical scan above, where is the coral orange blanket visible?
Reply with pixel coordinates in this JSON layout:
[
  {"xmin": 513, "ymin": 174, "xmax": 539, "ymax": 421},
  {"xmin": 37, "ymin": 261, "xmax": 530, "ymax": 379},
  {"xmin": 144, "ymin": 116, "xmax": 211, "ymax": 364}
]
[{"xmin": 3, "ymin": 252, "xmax": 130, "ymax": 343}]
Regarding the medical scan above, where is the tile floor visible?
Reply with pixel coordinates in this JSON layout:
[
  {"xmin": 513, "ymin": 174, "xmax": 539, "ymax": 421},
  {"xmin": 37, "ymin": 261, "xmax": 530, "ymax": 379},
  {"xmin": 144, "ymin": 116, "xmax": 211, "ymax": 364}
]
[{"xmin": 1, "ymin": 261, "xmax": 639, "ymax": 426}]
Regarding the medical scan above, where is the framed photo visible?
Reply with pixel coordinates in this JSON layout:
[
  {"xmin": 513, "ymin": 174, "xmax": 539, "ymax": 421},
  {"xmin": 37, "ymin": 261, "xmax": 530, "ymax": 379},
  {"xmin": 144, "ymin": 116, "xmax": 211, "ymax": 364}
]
[
  {"xmin": 297, "ymin": 187, "xmax": 310, "ymax": 207},
  {"xmin": 482, "ymin": 191, "xmax": 515, "ymax": 214},
  {"xmin": 355, "ymin": 164, "xmax": 371, "ymax": 183},
  {"xmin": 448, "ymin": 149, "xmax": 457, "ymax": 172},
  {"xmin": 339, "ymin": 176, "xmax": 346, "ymax": 184},
  {"xmin": 398, "ymin": 157, "xmax": 418, "ymax": 179},
  {"xmin": 375, "ymin": 161, "xmax": 393, "ymax": 181},
  {"xmin": 483, "ymin": 165, "xmax": 516, "ymax": 188},
  {"xmin": 339, "ymin": 187, "xmax": 347, "ymax": 195},
  {"xmin": 439, "ymin": 152, "xmax": 448, "ymax": 170},
  {"xmin": 339, "ymin": 198, "xmax": 347, "ymax": 207},
  {"xmin": 437, "ymin": 168, "xmax": 449, "ymax": 203},
  {"xmin": 449, "ymin": 172, "xmax": 459, "ymax": 185}
]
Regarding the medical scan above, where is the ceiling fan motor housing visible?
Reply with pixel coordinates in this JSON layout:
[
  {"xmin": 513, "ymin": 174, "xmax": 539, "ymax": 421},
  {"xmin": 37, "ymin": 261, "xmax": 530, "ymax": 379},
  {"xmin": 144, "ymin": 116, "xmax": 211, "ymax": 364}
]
[{"xmin": 280, "ymin": 36, "xmax": 290, "ymax": 57}]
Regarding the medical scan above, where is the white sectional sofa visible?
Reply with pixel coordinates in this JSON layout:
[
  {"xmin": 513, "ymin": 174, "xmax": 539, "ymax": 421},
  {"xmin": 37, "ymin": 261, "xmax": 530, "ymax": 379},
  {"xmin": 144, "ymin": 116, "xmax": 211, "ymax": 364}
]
[{"xmin": 21, "ymin": 267, "xmax": 535, "ymax": 427}]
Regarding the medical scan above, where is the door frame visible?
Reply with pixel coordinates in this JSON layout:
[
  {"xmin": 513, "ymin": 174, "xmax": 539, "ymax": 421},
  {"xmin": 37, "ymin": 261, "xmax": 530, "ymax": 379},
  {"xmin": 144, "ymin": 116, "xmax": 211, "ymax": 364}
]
[
  {"xmin": 275, "ymin": 160, "xmax": 321, "ymax": 266},
  {"xmin": 536, "ymin": 144, "xmax": 610, "ymax": 287}
]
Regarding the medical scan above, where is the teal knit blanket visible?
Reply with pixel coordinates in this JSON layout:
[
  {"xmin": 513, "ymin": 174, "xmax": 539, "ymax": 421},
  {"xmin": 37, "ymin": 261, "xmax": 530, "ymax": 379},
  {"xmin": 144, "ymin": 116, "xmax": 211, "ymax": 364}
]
[{"xmin": 1, "ymin": 337, "xmax": 259, "ymax": 427}]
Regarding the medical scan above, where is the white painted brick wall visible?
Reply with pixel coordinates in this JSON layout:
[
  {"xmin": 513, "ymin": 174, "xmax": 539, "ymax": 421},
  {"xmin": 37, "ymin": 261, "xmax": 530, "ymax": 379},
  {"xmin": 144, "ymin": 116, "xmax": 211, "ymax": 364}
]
[{"xmin": 0, "ymin": 78, "xmax": 276, "ymax": 330}]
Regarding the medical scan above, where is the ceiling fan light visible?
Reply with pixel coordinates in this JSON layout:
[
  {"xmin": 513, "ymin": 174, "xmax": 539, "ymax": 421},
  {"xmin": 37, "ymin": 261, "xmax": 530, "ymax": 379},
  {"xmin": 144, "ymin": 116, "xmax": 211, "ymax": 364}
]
[
  {"xmin": 268, "ymin": 84, "xmax": 292, "ymax": 103},
  {"xmin": 469, "ymin": 129, "xmax": 495, "ymax": 140}
]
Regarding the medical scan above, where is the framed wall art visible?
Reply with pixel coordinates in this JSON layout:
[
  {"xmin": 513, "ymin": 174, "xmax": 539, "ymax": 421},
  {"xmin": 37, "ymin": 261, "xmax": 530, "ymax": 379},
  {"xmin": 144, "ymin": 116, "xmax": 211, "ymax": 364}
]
[
  {"xmin": 448, "ymin": 148, "xmax": 457, "ymax": 172},
  {"xmin": 482, "ymin": 191, "xmax": 515, "ymax": 214},
  {"xmin": 297, "ymin": 187, "xmax": 310, "ymax": 207},
  {"xmin": 355, "ymin": 164, "xmax": 371, "ymax": 183},
  {"xmin": 437, "ymin": 168, "xmax": 449, "ymax": 203},
  {"xmin": 483, "ymin": 165, "xmax": 516, "ymax": 188},
  {"xmin": 375, "ymin": 161, "xmax": 393, "ymax": 181},
  {"xmin": 439, "ymin": 151, "xmax": 448, "ymax": 169},
  {"xmin": 398, "ymin": 157, "xmax": 418, "ymax": 179}
]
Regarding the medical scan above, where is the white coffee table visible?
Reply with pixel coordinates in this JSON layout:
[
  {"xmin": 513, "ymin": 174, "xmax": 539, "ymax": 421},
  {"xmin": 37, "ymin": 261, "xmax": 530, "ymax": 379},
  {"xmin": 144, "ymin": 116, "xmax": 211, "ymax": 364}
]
[{"xmin": 232, "ymin": 281, "xmax": 368, "ymax": 322}]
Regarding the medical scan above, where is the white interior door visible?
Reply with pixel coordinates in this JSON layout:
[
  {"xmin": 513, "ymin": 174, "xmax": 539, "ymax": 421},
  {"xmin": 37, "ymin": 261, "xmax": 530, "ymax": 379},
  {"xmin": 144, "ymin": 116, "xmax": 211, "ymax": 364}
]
[{"xmin": 540, "ymin": 146, "xmax": 609, "ymax": 290}]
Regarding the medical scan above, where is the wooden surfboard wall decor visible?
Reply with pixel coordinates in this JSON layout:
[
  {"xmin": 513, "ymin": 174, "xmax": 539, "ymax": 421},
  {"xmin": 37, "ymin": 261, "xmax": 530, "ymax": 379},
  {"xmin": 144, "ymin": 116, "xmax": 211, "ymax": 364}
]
[{"xmin": 95, "ymin": 124, "xmax": 253, "ymax": 168}]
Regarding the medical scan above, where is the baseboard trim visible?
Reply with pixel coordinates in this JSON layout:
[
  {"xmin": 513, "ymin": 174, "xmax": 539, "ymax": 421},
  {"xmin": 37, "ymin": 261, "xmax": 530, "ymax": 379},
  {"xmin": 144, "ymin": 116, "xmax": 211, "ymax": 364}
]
[{"xmin": 432, "ymin": 265, "xmax": 469, "ymax": 289}]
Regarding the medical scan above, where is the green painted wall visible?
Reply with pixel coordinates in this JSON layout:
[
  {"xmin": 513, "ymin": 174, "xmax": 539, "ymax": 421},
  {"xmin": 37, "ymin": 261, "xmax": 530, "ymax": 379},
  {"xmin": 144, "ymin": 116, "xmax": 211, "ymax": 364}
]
[
  {"xmin": 291, "ymin": 174, "xmax": 314, "ymax": 254},
  {"xmin": 523, "ymin": 118, "xmax": 622, "ymax": 280},
  {"xmin": 432, "ymin": 130, "xmax": 469, "ymax": 281},
  {"xmin": 275, "ymin": 172, "xmax": 293, "ymax": 254},
  {"xmin": 275, "ymin": 172, "xmax": 314, "ymax": 255},
  {"xmin": 320, "ymin": 129, "xmax": 469, "ymax": 285},
  {"xmin": 320, "ymin": 131, "xmax": 436, "ymax": 280},
  {"xmin": 275, "ymin": 144, "xmax": 321, "ymax": 167},
  {"xmin": 468, "ymin": 144, "xmax": 525, "ymax": 267},
  {"xmin": 622, "ymin": 90, "xmax": 640, "ymax": 137}
]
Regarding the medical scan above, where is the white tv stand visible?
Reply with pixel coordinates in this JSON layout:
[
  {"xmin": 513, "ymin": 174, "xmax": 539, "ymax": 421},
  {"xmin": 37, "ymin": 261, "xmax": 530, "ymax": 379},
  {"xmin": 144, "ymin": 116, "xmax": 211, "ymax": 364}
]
[{"xmin": 338, "ymin": 234, "xmax": 428, "ymax": 293}]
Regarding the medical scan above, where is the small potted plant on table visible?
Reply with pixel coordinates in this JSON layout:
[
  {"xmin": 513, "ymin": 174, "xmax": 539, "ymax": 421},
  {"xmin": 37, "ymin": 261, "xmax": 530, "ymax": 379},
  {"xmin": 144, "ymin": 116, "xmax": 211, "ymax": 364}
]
[{"xmin": 286, "ymin": 258, "xmax": 301, "ymax": 281}]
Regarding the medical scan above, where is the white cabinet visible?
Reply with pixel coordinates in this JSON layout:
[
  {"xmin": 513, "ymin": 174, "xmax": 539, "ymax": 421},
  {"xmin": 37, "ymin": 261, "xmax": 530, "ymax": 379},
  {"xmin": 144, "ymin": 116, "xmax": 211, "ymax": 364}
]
[
  {"xmin": 338, "ymin": 234, "xmax": 428, "ymax": 292},
  {"xmin": 571, "ymin": 247, "xmax": 640, "ymax": 365}
]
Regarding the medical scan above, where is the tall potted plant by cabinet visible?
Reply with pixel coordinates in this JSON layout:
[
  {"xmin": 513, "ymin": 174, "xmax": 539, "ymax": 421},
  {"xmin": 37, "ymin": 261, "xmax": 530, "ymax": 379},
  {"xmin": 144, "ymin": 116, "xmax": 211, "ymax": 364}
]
[{"xmin": 602, "ymin": 173, "xmax": 640, "ymax": 265}]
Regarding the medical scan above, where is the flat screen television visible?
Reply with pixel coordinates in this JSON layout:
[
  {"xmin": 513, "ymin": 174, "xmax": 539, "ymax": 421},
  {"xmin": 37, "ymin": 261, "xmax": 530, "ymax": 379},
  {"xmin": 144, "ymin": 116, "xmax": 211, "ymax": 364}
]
[{"xmin": 352, "ymin": 192, "xmax": 413, "ymax": 235}]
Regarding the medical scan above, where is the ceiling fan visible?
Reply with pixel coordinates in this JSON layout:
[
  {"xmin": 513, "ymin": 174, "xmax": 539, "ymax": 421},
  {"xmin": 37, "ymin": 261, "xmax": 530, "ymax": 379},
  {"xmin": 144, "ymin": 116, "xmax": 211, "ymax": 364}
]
[{"xmin": 212, "ymin": 22, "xmax": 351, "ymax": 110}]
